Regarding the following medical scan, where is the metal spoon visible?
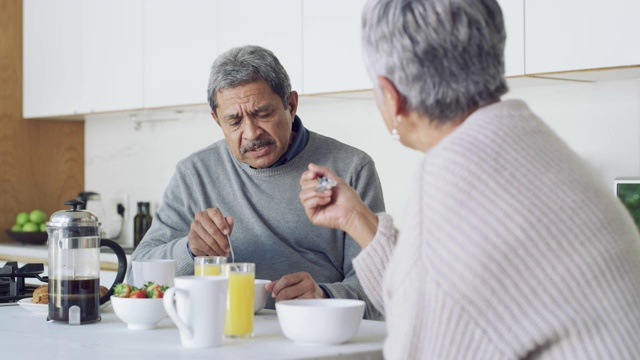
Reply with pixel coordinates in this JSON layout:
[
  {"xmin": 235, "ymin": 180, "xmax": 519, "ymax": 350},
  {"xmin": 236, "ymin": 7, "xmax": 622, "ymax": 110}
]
[
  {"xmin": 217, "ymin": 204, "xmax": 235, "ymax": 263},
  {"xmin": 226, "ymin": 232, "xmax": 235, "ymax": 263}
]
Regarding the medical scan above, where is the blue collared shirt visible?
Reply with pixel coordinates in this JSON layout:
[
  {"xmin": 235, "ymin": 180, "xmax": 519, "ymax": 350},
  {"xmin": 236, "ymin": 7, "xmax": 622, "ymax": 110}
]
[{"xmin": 267, "ymin": 115, "xmax": 309, "ymax": 168}]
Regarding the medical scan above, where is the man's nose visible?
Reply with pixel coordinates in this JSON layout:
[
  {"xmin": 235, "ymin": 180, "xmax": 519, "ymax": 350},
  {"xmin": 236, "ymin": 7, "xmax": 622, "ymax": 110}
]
[{"xmin": 242, "ymin": 118, "xmax": 263, "ymax": 139}]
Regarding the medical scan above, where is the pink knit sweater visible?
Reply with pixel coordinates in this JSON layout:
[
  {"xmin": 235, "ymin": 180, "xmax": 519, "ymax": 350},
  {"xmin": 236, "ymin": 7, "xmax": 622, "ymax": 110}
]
[{"xmin": 353, "ymin": 99, "xmax": 640, "ymax": 359}]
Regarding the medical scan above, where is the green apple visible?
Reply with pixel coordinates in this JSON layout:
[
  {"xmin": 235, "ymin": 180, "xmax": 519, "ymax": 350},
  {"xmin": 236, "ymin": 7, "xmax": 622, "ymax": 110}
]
[
  {"xmin": 29, "ymin": 209, "xmax": 47, "ymax": 224},
  {"xmin": 22, "ymin": 222, "xmax": 38, "ymax": 232},
  {"xmin": 10, "ymin": 224, "xmax": 22, "ymax": 232},
  {"xmin": 16, "ymin": 212, "xmax": 29, "ymax": 226},
  {"xmin": 39, "ymin": 223, "xmax": 47, "ymax": 232}
]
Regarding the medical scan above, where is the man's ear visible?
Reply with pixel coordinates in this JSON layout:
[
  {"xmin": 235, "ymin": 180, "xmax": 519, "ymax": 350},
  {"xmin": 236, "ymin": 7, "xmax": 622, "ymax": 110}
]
[
  {"xmin": 377, "ymin": 76, "xmax": 406, "ymax": 117},
  {"xmin": 287, "ymin": 91, "xmax": 299, "ymax": 121},
  {"xmin": 211, "ymin": 111, "xmax": 220, "ymax": 126}
]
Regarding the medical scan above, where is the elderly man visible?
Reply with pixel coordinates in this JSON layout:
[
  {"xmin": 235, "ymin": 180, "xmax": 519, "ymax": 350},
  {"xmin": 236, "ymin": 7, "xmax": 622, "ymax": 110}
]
[{"xmin": 131, "ymin": 45, "xmax": 384, "ymax": 319}]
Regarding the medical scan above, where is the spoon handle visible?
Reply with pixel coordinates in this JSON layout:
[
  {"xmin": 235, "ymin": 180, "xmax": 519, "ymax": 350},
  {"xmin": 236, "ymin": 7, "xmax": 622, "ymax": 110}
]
[
  {"xmin": 226, "ymin": 233, "xmax": 235, "ymax": 263},
  {"xmin": 217, "ymin": 204, "xmax": 235, "ymax": 262}
]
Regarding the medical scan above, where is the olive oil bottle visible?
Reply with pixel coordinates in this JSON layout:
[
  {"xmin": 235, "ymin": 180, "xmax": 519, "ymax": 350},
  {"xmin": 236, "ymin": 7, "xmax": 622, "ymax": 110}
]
[{"xmin": 133, "ymin": 202, "xmax": 152, "ymax": 247}]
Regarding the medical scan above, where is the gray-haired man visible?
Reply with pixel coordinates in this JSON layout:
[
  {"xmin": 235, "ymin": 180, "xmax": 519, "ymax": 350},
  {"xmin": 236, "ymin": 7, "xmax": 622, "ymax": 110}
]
[{"xmin": 131, "ymin": 45, "xmax": 384, "ymax": 319}]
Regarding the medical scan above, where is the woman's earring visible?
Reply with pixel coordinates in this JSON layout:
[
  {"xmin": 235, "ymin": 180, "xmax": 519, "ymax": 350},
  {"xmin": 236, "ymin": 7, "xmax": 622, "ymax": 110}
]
[{"xmin": 391, "ymin": 116, "xmax": 401, "ymax": 141}]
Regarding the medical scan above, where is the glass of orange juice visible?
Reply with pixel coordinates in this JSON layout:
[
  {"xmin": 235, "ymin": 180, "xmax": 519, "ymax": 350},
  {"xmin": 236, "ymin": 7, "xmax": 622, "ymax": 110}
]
[
  {"xmin": 221, "ymin": 263, "xmax": 255, "ymax": 338},
  {"xmin": 194, "ymin": 256, "xmax": 227, "ymax": 276}
]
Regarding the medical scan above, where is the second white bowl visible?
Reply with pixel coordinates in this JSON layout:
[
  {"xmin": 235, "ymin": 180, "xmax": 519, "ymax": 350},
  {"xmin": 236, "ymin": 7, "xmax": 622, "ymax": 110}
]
[{"xmin": 275, "ymin": 298, "xmax": 365, "ymax": 345}]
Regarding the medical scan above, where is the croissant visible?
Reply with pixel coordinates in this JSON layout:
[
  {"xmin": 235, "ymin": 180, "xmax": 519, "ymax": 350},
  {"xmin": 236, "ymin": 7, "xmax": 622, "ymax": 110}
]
[{"xmin": 32, "ymin": 284, "xmax": 49, "ymax": 304}]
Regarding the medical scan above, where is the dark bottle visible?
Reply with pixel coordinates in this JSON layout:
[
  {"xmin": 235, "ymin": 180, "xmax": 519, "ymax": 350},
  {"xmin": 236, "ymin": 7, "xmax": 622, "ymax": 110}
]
[{"xmin": 134, "ymin": 202, "xmax": 153, "ymax": 247}]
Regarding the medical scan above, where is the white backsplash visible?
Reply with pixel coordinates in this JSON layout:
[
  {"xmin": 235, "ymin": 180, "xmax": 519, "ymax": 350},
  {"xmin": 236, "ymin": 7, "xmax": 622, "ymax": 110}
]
[{"xmin": 86, "ymin": 79, "xmax": 640, "ymax": 248}]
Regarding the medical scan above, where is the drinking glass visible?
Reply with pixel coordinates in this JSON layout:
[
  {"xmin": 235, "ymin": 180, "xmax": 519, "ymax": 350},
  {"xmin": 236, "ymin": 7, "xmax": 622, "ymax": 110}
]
[
  {"xmin": 221, "ymin": 263, "xmax": 255, "ymax": 338},
  {"xmin": 194, "ymin": 256, "xmax": 227, "ymax": 276}
]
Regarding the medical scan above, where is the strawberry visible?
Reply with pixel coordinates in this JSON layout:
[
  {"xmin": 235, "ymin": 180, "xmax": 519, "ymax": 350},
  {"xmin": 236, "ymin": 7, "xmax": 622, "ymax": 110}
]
[
  {"xmin": 129, "ymin": 289, "xmax": 148, "ymax": 298},
  {"xmin": 147, "ymin": 288, "xmax": 164, "ymax": 298},
  {"xmin": 113, "ymin": 283, "xmax": 132, "ymax": 298},
  {"xmin": 144, "ymin": 282, "xmax": 169, "ymax": 298}
]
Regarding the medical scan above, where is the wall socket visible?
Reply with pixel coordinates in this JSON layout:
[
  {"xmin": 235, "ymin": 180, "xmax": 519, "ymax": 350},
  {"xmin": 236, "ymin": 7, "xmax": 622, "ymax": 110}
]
[{"xmin": 107, "ymin": 192, "xmax": 131, "ymax": 247}]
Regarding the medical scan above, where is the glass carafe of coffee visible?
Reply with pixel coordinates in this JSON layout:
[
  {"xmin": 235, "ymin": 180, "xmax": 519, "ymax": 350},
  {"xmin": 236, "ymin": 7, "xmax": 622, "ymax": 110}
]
[{"xmin": 46, "ymin": 199, "xmax": 127, "ymax": 324}]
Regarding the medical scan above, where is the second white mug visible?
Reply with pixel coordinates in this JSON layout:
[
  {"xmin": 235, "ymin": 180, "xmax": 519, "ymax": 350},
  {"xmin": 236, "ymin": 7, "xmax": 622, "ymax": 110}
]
[
  {"xmin": 163, "ymin": 275, "xmax": 229, "ymax": 348},
  {"xmin": 131, "ymin": 259, "xmax": 176, "ymax": 287}
]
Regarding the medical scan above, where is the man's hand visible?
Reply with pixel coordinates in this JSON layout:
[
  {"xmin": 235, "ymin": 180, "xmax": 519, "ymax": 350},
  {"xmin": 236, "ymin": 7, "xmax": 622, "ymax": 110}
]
[
  {"xmin": 265, "ymin": 272, "xmax": 327, "ymax": 301},
  {"xmin": 188, "ymin": 207, "xmax": 234, "ymax": 257}
]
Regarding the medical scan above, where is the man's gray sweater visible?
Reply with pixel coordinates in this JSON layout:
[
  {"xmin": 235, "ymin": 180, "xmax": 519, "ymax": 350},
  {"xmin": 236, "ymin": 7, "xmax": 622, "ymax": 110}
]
[{"xmin": 131, "ymin": 130, "xmax": 385, "ymax": 319}]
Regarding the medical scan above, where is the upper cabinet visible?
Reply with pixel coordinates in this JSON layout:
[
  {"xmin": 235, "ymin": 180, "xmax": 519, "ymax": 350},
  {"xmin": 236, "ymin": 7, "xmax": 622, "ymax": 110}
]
[
  {"xmin": 301, "ymin": 0, "xmax": 370, "ymax": 94},
  {"xmin": 143, "ymin": 0, "xmax": 219, "ymax": 109},
  {"xmin": 23, "ymin": 0, "xmax": 640, "ymax": 119},
  {"xmin": 525, "ymin": 0, "xmax": 640, "ymax": 75},
  {"xmin": 81, "ymin": 1, "xmax": 143, "ymax": 113},
  {"xmin": 23, "ymin": 0, "xmax": 143, "ymax": 119},
  {"xmin": 23, "ymin": 0, "xmax": 83, "ymax": 118},
  {"xmin": 217, "ymin": 0, "xmax": 303, "ymax": 94}
]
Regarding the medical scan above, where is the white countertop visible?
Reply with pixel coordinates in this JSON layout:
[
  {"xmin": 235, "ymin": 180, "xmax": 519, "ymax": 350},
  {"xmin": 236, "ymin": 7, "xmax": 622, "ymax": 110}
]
[{"xmin": 0, "ymin": 305, "xmax": 386, "ymax": 360}]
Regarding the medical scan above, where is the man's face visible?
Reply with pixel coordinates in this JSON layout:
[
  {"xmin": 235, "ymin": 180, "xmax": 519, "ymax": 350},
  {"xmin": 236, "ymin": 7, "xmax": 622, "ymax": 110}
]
[{"xmin": 212, "ymin": 80, "xmax": 297, "ymax": 169}]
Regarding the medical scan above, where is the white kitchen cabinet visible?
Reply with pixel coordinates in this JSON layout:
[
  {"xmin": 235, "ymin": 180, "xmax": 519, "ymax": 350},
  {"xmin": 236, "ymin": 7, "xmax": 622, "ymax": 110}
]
[
  {"xmin": 525, "ymin": 0, "xmax": 640, "ymax": 75},
  {"xmin": 81, "ymin": 0, "xmax": 144, "ymax": 113},
  {"xmin": 23, "ymin": 0, "xmax": 83, "ymax": 118},
  {"xmin": 143, "ymin": 0, "xmax": 220, "ymax": 109},
  {"xmin": 302, "ymin": 0, "xmax": 370, "ymax": 95},
  {"xmin": 498, "ymin": 0, "xmax": 525, "ymax": 77},
  {"xmin": 23, "ymin": 0, "xmax": 144, "ymax": 118},
  {"xmin": 217, "ymin": 0, "xmax": 303, "ymax": 94}
]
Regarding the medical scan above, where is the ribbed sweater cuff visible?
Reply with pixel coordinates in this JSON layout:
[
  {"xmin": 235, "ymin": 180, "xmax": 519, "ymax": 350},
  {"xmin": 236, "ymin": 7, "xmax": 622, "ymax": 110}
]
[{"xmin": 353, "ymin": 212, "xmax": 397, "ymax": 315}]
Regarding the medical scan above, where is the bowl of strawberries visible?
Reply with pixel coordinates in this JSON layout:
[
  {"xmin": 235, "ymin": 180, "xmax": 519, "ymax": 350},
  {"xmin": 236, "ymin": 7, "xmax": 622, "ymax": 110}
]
[{"xmin": 111, "ymin": 282, "xmax": 169, "ymax": 330}]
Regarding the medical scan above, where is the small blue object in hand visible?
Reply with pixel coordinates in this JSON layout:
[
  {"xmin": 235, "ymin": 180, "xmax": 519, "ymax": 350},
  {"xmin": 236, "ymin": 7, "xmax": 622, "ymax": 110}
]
[{"xmin": 315, "ymin": 176, "xmax": 337, "ymax": 192}]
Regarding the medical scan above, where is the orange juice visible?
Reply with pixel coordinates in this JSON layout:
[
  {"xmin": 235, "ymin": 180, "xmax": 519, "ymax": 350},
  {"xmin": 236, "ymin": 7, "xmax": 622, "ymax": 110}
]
[
  {"xmin": 195, "ymin": 263, "xmax": 221, "ymax": 276},
  {"xmin": 224, "ymin": 272, "xmax": 255, "ymax": 337}
]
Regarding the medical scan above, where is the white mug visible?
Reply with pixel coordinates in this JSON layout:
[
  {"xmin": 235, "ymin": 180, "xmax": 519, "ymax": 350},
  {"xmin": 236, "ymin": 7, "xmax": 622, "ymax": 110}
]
[
  {"xmin": 132, "ymin": 259, "xmax": 176, "ymax": 287},
  {"xmin": 163, "ymin": 276, "xmax": 229, "ymax": 348}
]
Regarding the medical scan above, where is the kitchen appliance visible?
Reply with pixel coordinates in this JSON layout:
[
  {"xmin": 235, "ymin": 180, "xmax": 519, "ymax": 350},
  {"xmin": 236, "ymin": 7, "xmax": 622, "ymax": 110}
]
[
  {"xmin": 77, "ymin": 191, "xmax": 126, "ymax": 241},
  {"xmin": 46, "ymin": 199, "xmax": 127, "ymax": 324},
  {"xmin": 0, "ymin": 261, "xmax": 45, "ymax": 303}
]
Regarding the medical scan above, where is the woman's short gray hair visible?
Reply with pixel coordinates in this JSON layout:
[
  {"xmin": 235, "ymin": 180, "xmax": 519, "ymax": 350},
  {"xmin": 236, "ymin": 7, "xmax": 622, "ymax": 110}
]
[
  {"xmin": 207, "ymin": 45, "xmax": 292, "ymax": 115},
  {"xmin": 362, "ymin": 0, "xmax": 508, "ymax": 123}
]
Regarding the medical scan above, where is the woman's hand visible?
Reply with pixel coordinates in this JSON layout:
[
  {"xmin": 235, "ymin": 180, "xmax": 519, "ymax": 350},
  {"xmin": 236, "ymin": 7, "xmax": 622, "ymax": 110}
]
[{"xmin": 299, "ymin": 163, "xmax": 378, "ymax": 248}]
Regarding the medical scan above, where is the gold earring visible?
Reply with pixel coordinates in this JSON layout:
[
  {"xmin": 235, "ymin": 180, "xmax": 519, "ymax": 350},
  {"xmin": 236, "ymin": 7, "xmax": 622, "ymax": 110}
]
[{"xmin": 391, "ymin": 116, "xmax": 401, "ymax": 141}]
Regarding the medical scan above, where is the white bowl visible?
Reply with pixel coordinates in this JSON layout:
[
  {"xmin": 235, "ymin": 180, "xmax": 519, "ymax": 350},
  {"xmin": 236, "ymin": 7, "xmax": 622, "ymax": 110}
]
[
  {"xmin": 275, "ymin": 299, "xmax": 365, "ymax": 345},
  {"xmin": 111, "ymin": 296, "xmax": 168, "ymax": 330},
  {"xmin": 254, "ymin": 279, "xmax": 271, "ymax": 314}
]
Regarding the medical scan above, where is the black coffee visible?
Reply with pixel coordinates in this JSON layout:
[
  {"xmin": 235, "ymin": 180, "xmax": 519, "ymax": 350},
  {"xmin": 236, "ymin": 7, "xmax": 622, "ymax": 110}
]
[{"xmin": 48, "ymin": 277, "xmax": 100, "ymax": 323}]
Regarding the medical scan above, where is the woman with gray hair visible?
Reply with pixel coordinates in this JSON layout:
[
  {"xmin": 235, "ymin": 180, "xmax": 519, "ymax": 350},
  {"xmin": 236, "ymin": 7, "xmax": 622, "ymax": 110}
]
[{"xmin": 299, "ymin": 0, "xmax": 640, "ymax": 358}]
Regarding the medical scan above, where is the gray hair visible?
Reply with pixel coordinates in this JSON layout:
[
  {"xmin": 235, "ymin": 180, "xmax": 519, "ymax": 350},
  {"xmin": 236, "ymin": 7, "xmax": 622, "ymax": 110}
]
[
  {"xmin": 207, "ymin": 45, "xmax": 292, "ymax": 115},
  {"xmin": 362, "ymin": 0, "xmax": 508, "ymax": 123}
]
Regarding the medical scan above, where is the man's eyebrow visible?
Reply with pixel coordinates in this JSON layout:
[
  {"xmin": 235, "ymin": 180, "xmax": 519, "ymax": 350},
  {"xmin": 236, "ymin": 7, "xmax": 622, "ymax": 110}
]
[
  {"xmin": 223, "ymin": 112, "xmax": 240, "ymax": 121},
  {"xmin": 251, "ymin": 105, "xmax": 272, "ymax": 114}
]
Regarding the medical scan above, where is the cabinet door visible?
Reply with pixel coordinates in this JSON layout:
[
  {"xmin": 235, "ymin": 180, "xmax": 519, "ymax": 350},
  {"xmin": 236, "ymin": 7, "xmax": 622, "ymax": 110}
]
[
  {"xmin": 302, "ymin": 0, "xmax": 370, "ymax": 94},
  {"xmin": 498, "ymin": 0, "xmax": 525, "ymax": 77},
  {"xmin": 143, "ymin": 0, "xmax": 219, "ymax": 109},
  {"xmin": 217, "ymin": 0, "xmax": 303, "ymax": 94},
  {"xmin": 82, "ymin": 0, "xmax": 144, "ymax": 113},
  {"xmin": 525, "ymin": 0, "xmax": 640, "ymax": 74},
  {"xmin": 23, "ymin": 0, "xmax": 83, "ymax": 118},
  {"xmin": 24, "ymin": 0, "xmax": 143, "ymax": 118}
]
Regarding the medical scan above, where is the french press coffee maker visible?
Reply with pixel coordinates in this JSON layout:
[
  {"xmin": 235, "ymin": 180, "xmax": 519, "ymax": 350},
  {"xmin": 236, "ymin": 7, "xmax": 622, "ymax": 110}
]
[{"xmin": 46, "ymin": 199, "xmax": 127, "ymax": 324}]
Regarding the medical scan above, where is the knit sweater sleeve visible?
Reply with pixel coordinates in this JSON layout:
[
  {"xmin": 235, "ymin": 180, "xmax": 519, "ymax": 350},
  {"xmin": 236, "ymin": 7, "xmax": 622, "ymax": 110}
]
[{"xmin": 352, "ymin": 212, "xmax": 397, "ymax": 315}]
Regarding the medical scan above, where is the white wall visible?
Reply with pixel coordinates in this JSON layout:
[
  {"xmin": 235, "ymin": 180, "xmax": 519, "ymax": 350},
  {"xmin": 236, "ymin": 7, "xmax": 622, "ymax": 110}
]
[{"xmin": 86, "ymin": 78, "xmax": 640, "ymax": 248}]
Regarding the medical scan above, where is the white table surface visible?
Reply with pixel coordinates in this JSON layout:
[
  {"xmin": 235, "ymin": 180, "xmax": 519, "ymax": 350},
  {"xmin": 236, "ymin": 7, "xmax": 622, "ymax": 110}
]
[{"xmin": 0, "ymin": 304, "xmax": 386, "ymax": 360}]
